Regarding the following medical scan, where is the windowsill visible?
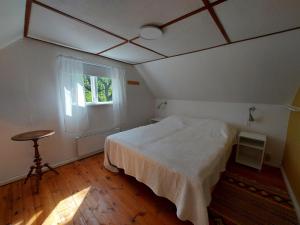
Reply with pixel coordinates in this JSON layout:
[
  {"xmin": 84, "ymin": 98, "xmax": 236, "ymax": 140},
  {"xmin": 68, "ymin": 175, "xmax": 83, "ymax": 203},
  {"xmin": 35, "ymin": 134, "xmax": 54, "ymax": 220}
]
[{"xmin": 86, "ymin": 101, "xmax": 113, "ymax": 106}]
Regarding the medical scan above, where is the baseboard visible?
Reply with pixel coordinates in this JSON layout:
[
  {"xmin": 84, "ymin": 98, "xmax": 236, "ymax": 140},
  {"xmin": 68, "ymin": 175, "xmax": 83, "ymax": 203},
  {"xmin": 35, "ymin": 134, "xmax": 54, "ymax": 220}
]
[
  {"xmin": 0, "ymin": 150, "xmax": 104, "ymax": 186},
  {"xmin": 77, "ymin": 149, "xmax": 104, "ymax": 160},
  {"xmin": 281, "ymin": 167, "xmax": 300, "ymax": 223},
  {"xmin": 0, "ymin": 156, "xmax": 79, "ymax": 186}
]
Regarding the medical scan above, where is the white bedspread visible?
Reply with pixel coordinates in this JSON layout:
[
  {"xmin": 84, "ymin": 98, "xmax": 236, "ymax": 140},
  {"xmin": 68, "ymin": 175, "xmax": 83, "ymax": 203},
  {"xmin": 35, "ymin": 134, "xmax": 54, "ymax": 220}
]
[{"xmin": 104, "ymin": 116, "xmax": 236, "ymax": 225}]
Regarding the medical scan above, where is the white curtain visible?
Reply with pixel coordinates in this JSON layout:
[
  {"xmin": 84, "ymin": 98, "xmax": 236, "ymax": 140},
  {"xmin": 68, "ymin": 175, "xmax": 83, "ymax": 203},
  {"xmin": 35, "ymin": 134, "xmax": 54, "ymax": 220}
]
[
  {"xmin": 58, "ymin": 56, "xmax": 89, "ymax": 135},
  {"xmin": 111, "ymin": 67, "xmax": 127, "ymax": 128}
]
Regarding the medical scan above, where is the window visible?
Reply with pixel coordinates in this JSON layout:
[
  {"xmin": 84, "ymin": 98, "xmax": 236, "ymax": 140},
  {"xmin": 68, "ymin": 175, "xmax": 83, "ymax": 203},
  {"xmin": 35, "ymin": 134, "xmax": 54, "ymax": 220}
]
[{"xmin": 83, "ymin": 75, "xmax": 113, "ymax": 104}]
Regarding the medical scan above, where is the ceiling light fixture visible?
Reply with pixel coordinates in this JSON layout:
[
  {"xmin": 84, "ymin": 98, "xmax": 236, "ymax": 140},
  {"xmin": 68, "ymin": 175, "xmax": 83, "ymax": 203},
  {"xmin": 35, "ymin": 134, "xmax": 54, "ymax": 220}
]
[{"xmin": 140, "ymin": 25, "xmax": 163, "ymax": 40}]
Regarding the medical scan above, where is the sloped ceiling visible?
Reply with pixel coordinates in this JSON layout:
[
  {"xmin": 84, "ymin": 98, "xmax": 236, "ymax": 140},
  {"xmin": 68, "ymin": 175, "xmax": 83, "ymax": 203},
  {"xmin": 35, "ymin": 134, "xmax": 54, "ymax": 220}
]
[
  {"xmin": 0, "ymin": 0, "xmax": 26, "ymax": 50},
  {"xmin": 24, "ymin": 0, "xmax": 300, "ymax": 65},
  {"xmin": 1, "ymin": 0, "xmax": 299, "ymax": 104},
  {"xmin": 135, "ymin": 29, "xmax": 300, "ymax": 104}
]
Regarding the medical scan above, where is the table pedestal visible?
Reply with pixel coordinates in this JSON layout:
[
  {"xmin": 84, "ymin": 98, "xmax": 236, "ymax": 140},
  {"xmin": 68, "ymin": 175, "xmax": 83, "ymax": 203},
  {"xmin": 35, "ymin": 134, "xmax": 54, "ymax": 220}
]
[{"xmin": 24, "ymin": 139, "xmax": 59, "ymax": 193}]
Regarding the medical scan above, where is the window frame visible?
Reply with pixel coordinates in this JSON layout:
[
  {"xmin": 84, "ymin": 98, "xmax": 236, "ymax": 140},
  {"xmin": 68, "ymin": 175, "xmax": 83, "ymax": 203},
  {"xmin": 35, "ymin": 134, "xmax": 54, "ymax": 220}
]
[
  {"xmin": 84, "ymin": 74, "xmax": 113, "ymax": 106},
  {"xmin": 86, "ymin": 101, "xmax": 113, "ymax": 106}
]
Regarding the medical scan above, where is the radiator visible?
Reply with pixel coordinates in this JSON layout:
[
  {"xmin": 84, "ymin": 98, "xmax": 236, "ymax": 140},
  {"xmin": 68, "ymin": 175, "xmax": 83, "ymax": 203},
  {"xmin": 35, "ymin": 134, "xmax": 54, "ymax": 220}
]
[{"xmin": 76, "ymin": 128, "xmax": 120, "ymax": 157}]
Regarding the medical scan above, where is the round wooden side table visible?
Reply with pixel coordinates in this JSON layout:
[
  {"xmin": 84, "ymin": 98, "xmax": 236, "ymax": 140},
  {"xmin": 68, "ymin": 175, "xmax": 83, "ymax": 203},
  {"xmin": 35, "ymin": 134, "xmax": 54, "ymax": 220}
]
[{"xmin": 11, "ymin": 130, "xmax": 59, "ymax": 194}]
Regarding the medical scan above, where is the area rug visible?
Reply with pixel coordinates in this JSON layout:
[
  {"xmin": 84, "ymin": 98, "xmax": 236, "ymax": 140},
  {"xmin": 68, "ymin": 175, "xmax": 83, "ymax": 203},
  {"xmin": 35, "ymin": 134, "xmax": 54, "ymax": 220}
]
[{"xmin": 208, "ymin": 171, "xmax": 298, "ymax": 225}]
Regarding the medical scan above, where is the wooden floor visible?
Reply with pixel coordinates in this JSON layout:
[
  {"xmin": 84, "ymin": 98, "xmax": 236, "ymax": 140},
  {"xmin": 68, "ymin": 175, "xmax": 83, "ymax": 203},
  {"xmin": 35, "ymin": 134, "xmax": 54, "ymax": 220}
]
[
  {"xmin": 226, "ymin": 151, "xmax": 286, "ymax": 190},
  {"xmin": 0, "ymin": 152, "xmax": 287, "ymax": 225}
]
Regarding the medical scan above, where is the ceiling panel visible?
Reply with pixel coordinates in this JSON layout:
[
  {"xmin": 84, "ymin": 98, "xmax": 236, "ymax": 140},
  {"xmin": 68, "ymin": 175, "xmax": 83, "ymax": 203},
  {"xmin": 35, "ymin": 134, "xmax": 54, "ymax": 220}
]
[
  {"xmin": 100, "ymin": 43, "xmax": 164, "ymax": 64},
  {"xmin": 0, "ymin": 0, "xmax": 25, "ymax": 49},
  {"xmin": 134, "ymin": 11, "xmax": 226, "ymax": 56},
  {"xmin": 37, "ymin": 0, "xmax": 204, "ymax": 39},
  {"xmin": 28, "ymin": 3, "xmax": 124, "ymax": 54},
  {"xmin": 213, "ymin": 0, "xmax": 300, "ymax": 41}
]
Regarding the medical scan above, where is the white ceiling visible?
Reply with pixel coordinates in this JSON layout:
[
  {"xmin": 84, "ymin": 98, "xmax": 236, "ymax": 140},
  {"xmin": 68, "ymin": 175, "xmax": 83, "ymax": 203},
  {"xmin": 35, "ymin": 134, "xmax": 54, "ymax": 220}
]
[
  {"xmin": 101, "ymin": 43, "xmax": 164, "ymax": 64},
  {"xmin": 29, "ymin": 4, "xmax": 123, "ymax": 54},
  {"xmin": 214, "ymin": 0, "xmax": 300, "ymax": 41},
  {"xmin": 20, "ymin": 0, "xmax": 300, "ymax": 64},
  {"xmin": 134, "ymin": 11, "xmax": 226, "ymax": 56},
  {"xmin": 135, "ymin": 29, "xmax": 300, "ymax": 104},
  {"xmin": 0, "ymin": 0, "xmax": 26, "ymax": 50},
  {"xmin": 38, "ymin": 0, "xmax": 204, "ymax": 39},
  {"xmin": 1, "ymin": 0, "xmax": 300, "ymax": 65}
]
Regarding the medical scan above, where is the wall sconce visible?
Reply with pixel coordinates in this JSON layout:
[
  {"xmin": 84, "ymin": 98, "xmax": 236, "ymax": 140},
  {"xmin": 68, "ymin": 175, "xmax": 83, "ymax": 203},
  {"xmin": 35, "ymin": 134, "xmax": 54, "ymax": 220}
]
[
  {"xmin": 157, "ymin": 101, "xmax": 167, "ymax": 109},
  {"xmin": 248, "ymin": 106, "xmax": 256, "ymax": 122}
]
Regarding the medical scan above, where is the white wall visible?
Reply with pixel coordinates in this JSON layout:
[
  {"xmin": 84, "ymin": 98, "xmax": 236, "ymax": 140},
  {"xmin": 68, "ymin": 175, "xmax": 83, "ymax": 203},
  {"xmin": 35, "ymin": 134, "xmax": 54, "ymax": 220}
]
[
  {"xmin": 0, "ymin": 38, "xmax": 154, "ymax": 184},
  {"xmin": 155, "ymin": 99, "xmax": 289, "ymax": 167}
]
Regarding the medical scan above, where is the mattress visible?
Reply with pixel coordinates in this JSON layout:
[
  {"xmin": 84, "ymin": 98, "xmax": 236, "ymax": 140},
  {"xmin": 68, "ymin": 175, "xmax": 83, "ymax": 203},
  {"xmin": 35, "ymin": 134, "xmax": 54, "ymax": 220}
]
[{"xmin": 104, "ymin": 116, "xmax": 236, "ymax": 225}]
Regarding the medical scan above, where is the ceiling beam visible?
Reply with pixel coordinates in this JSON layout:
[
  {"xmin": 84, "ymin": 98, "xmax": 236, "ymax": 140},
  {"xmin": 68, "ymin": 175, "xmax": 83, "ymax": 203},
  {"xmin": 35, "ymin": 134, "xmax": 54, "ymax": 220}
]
[
  {"xmin": 133, "ymin": 25, "xmax": 300, "ymax": 65},
  {"xmin": 129, "ymin": 36, "xmax": 140, "ymax": 42},
  {"xmin": 160, "ymin": 0, "xmax": 227, "ymax": 29},
  {"xmin": 210, "ymin": 0, "xmax": 227, "ymax": 7},
  {"xmin": 160, "ymin": 6, "xmax": 207, "ymax": 29},
  {"xmin": 202, "ymin": 0, "xmax": 231, "ymax": 43},
  {"xmin": 32, "ymin": 0, "xmax": 127, "ymax": 41},
  {"xmin": 23, "ymin": 0, "xmax": 32, "ymax": 37},
  {"xmin": 96, "ymin": 41, "xmax": 128, "ymax": 55},
  {"xmin": 129, "ymin": 42, "xmax": 167, "ymax": 57}
]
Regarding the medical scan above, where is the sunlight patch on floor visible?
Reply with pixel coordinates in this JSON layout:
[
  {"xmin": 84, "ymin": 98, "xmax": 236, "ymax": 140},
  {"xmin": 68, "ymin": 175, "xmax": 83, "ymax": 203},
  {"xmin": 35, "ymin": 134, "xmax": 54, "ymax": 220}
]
[
  {"xmin": 24, "ymin": 210, "xmax": 43, "ymax": 225},
  {"xmin": 42, "ymin": 186, "xmax": 91, "ymax": 225},
  {"xmin": 14, "ymin": 221, "xmax": 25, "ymax": 225}
]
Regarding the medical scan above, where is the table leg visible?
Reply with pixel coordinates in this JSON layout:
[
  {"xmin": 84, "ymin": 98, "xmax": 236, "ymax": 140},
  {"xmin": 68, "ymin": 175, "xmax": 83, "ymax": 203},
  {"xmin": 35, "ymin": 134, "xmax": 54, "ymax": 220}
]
[
  {"xmin": 33, "ymin": 139, "xmax": 43, "ymax": 193},
  {"xmin": 24, "ymin": 138, "xmax": 59, "ymax": 194},
  {"xmin": 43, "ymin": 163, "xmax": 59, "ymax": 174},
  {"xmin": 24, "ymin": 166, "xmax": 35, "ymax": 184}
]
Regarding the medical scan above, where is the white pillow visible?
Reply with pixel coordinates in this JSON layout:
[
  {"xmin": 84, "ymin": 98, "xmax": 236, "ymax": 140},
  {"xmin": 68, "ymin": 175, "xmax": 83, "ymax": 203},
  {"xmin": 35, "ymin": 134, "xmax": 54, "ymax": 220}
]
[{"xmin": 157, "ymin": 115, "xmax": 185, "ymax": 129}]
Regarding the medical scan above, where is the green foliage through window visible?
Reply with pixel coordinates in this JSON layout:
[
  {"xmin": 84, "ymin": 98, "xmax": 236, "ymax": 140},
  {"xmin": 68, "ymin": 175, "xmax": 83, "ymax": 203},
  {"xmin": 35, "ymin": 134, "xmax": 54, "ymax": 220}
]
[
  {"xmin": 97, "ymin": 77, "xmax": 112, "ymax": 102},
  {"xmin": 84, "ymin": 75, "xmax": 92, "ymax": 102},
  {"xmin": 83, "ymin": 75, "xmax": 112, "ymax": 103}
]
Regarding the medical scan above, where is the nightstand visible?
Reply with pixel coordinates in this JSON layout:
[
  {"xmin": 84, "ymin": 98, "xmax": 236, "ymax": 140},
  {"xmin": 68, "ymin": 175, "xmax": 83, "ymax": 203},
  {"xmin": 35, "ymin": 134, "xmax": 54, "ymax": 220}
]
[
  {"xmin": 236, "ymin": 131, "xmax": 267, "ymax": 170},
  {"xmin": 150, "ymin": 118, "xmax": 163, "ymax": 124}
]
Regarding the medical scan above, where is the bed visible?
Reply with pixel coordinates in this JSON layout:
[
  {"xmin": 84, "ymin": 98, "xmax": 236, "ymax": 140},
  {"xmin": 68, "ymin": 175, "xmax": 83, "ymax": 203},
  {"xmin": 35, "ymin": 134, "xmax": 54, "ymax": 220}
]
[{"xmin": 104, "ymin": 116, "xmax": 236, "ymax": 225}]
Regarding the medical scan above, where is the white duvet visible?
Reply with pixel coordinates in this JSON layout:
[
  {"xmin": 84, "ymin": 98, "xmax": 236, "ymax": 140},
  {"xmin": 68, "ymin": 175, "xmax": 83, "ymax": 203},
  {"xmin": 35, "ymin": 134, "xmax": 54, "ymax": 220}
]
[{"xmin": 104, "ymin": 116, "xmax": 236, "ymax": 225}]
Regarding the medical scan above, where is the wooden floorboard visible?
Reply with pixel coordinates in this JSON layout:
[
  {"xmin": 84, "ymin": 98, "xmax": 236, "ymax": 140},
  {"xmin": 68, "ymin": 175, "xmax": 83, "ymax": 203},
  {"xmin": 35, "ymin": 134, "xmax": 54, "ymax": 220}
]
[{"xmin": 0, "ymin": 152, "xmax": 287, "ymax": 225}]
